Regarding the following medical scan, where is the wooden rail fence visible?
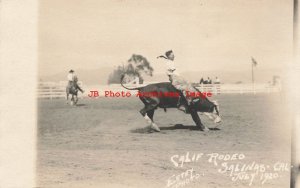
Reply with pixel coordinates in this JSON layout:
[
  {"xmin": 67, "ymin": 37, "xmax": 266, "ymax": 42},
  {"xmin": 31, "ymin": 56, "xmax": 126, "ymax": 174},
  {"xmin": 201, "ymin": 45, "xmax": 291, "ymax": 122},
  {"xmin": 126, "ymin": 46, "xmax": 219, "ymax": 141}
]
[{"xmin": 38, "ymin": 82, "xmax": 281, "ymax": 99}]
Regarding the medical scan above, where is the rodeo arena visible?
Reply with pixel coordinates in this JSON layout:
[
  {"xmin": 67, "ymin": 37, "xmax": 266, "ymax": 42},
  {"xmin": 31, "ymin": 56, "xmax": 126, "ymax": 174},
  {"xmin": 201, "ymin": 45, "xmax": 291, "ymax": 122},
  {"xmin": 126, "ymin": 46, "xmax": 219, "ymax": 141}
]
[
  {"xmin": 36, "ymin": 72, "xmax": 300, "ymax": 188},
  {"xmin": 2, "ymin": 0, "xmax": 299, "ymax": 187}
]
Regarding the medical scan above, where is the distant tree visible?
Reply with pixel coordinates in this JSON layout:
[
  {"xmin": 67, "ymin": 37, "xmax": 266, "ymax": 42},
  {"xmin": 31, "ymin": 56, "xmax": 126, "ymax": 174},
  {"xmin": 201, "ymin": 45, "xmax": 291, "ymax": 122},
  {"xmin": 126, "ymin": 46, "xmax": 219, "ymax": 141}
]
[
  {"xmin": 107, "ymin": 66, "xmax": 124, "ymax": 84},
  {"xmin": 107, "ymin": 54, "xmax": 153, "ymax": 84},
  {"xmin": 127, "ymin": 54, "xmax": 153, "ymax": 77}
]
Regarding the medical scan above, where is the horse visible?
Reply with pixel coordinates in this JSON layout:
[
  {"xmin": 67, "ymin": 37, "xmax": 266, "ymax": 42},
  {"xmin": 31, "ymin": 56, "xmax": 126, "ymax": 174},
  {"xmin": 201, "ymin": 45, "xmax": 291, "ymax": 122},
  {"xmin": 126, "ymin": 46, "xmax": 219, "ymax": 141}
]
[{"xmin": 66, "ymin": 81, "xmax": 78, "ymax": 106}]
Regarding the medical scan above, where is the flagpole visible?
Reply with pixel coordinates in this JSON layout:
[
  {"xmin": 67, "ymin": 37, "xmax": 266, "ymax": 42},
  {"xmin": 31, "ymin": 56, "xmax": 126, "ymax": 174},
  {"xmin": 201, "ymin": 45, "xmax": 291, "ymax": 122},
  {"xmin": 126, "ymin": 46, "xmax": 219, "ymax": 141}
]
[
  {"xmin": 251, "ymin": 62, "xmax": 254, "ymax": 84},
  {"xmin": 251, "ymin": 58, "xmax": 255, "ymax": 94}
]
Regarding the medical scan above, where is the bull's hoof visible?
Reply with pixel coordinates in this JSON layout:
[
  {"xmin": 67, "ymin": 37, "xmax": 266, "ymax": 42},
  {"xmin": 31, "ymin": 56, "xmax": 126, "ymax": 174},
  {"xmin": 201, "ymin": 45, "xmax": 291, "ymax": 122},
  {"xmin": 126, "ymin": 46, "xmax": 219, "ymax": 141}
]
[
  {"xmin": 202, "ymin": 127, "xmax": 209, "ymax": 132},
  {"xmin": 214, "ymin": 116, "xmax": 221, "ymax": 123},
  {"xmin": 144, "ymin": 115, "xmax": 152, "ymax": 124},
  {"xmin": 151, "ymin": 123, "xmax": 161, "ymax": 132}
]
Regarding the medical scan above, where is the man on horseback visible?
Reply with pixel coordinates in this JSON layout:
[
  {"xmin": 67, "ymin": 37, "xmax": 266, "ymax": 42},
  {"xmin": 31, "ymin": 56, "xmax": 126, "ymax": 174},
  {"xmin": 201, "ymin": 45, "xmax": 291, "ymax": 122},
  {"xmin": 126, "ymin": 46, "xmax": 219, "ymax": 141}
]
[
  {"xmin": 66, "ymin": 70, "xmax": 84, "ymax": 104},
  {"xmin": 67, "ymin": 69, "xmax": 84, "ymax": 93}
]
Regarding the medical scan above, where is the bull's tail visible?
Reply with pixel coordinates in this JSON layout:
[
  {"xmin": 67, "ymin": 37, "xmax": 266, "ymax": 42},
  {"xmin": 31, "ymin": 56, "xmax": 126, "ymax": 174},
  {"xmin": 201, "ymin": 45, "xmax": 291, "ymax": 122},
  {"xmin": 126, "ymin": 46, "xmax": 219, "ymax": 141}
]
[{"xmin": 120, "ymin": 74, "xmax": 144, "ymax": 90}]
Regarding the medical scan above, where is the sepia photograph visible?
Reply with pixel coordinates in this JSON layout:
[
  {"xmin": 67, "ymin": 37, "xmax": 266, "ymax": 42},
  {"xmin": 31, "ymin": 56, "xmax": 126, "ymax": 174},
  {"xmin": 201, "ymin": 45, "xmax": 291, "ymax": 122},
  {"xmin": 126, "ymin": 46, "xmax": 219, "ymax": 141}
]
[{"xmin": 1, "ymin": 0, "xmax": 300, "ymax": 188}]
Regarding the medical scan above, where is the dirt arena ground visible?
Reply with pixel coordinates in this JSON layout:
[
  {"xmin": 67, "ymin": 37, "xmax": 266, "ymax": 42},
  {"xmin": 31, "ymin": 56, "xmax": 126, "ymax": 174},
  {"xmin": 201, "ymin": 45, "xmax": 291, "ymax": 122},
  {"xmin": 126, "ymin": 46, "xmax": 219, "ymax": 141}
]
[{"xmin": 37, "ymin": 93, "xmax": 291, "ymax": 188}]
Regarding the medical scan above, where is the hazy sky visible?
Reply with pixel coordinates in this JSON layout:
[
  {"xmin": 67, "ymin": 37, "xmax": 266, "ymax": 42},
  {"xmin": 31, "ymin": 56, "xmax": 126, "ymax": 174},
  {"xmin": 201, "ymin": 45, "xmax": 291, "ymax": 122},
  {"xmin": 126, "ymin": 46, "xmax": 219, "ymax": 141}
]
[{"xmin": 39, "ymin": 0, "xmax": 293, "ymax": 76}]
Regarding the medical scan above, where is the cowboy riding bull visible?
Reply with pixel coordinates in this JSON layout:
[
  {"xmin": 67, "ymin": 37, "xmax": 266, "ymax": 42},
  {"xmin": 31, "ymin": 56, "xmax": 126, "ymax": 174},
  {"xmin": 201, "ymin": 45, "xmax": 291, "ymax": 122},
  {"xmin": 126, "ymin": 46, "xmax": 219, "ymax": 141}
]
[{"xmin": 120, "ymin": 75, "xmax": 221, "ymax": 132}]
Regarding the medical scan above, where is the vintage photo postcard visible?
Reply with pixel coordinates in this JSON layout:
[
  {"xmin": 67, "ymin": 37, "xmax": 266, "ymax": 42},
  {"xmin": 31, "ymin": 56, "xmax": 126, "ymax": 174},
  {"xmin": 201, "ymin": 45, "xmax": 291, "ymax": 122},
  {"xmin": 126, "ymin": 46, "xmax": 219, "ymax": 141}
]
[{"xmin": 1, "ymin": 0, "xmax": 300, "ymax": 188}]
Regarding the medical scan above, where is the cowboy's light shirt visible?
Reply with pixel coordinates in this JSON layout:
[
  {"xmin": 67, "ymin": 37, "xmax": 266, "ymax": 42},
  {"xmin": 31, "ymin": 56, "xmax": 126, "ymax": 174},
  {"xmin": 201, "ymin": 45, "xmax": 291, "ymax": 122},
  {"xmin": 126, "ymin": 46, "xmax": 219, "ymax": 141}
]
[
  {"xmin": 161, "ymin": 58, "xmax": 197, "ymax": 103},
  {"xmin": 165, "ymin": 59, "xmax": 179, "ymax": 76},
  {"xmin": 162, "ymin": 59, "xmax": 191, "ymax": 92}
]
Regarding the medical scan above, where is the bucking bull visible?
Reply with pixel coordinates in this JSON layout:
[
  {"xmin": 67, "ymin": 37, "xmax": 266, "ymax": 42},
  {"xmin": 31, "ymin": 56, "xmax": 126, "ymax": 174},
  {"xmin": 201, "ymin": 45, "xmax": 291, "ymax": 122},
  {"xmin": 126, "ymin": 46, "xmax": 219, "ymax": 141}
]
[{"xmin": 120, "ymin": 75, "xmax": 221, "ymax": 132}]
